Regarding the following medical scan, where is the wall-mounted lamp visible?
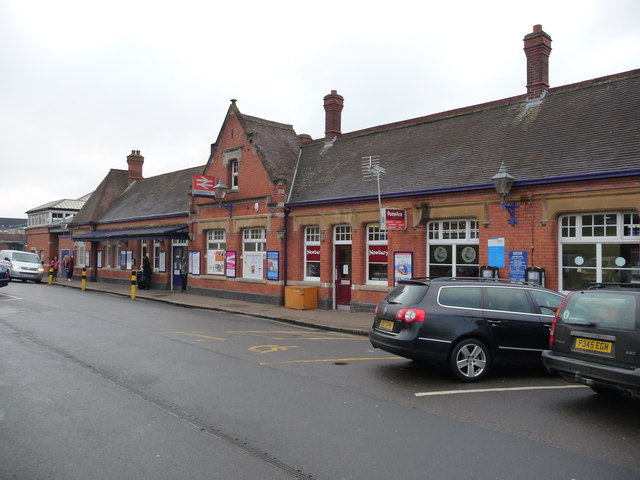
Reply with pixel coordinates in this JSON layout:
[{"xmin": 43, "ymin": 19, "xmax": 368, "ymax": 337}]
[
  {"xmin": 213, "ymin": 180, "xmax": 233, "ymax": 218},
  {"xmin": 491, "ymin": 162, "xmax": 519, "ymax": 226}
]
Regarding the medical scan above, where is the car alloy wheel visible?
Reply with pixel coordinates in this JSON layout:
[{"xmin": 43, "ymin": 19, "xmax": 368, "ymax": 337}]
[{"xmin": 450, "ymin": 339, "xmax": 490, "ymax": 382}]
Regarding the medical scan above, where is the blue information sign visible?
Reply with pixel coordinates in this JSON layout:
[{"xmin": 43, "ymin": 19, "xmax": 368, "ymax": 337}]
[{"xmin": 509, "ymin": 251, "xmax": 528, "ymax": 282}]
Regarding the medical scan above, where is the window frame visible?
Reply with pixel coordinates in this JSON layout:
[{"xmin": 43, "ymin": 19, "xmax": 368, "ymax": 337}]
[
  {"xmin": 304, "ymin": 226, "xmax": 321, "ymax": 281},
  {"xmin": 206, "ymin": 229, "xmax": 226, "ymax": 275},
  {"xmin": 366, "ymin": 223, "xmax": 388, "ymax": 285},
  {"xmin": 427, "ymin": 219, "xmax": 479, "ymax": 278},
  {"xmin": 559, "ymin": 211, "xmax": 640, "ymax": 291}
]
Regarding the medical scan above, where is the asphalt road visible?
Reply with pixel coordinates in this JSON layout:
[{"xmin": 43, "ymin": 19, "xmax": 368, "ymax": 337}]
[{"xmin": 1, "ymin": 282, "xmax": 638, "ymax": 480}]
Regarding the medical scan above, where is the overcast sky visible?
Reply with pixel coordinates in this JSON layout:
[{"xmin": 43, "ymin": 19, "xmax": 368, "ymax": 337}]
[{"xmin": 1, "ymin": 0, "xmax": 639, "ymax": 219}]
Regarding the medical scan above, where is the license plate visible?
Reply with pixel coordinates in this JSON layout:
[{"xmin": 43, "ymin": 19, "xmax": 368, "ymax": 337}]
[
  {"xmin": 575, "ymin": 337, "xmax": 613, "ymax": 354},
  {"xmin": 379, "ymin": 320, "xmax": 395, "ymax": 331}
]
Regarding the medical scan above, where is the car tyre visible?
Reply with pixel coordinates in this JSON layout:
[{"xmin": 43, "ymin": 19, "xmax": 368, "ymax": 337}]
[{"xmin": 449, "ymin": 339, "xmax": 491, "ymax": 382}]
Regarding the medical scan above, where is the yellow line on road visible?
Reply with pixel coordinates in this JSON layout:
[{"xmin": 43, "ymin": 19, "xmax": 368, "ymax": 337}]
[
  {"xmin": 415, "ymin": 385, "xmax": 588, "ymax": 397},
  {"xmin": 227, "ymin": 330, "xmax": 361, "ymax": 340},
  {"xmin": 260, "ymin": 356, "xmax": 402, "ymax": 366},
  {"xmin": 174, "ymin": 331, "xmax": 226, "ymax": 341}
]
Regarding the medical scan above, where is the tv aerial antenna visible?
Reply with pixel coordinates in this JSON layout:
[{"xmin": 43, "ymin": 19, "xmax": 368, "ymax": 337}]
[{"xmin": 362, "ymin": 155, "xmax": 386, "ymax": 228}]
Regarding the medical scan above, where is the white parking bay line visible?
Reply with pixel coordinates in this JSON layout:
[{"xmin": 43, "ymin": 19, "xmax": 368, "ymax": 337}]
[{"xmin": 415, "ymin": 385, "xmax": 587, "ymax": 397}]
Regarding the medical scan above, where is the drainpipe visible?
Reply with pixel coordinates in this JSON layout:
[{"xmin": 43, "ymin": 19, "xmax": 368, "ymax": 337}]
[{"xmin": 283, "ymin": 206, "xmax": 289, "ymax": 288}]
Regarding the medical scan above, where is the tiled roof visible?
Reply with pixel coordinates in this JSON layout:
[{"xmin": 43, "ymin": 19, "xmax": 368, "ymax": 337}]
[
  {"xmin": 71, "ymin": 169, "xmax": 129, "ymax": 224},
  {"xmin": 288, "ymin": 69, "xmax": 640, "ymax": 204},
  {"xmin": 98, "ymin": 166, "xmax": 204, "ymax": 222},
  {"xmin": 237, "ymin": 113, "xmax": 301, "ymax": 183}
]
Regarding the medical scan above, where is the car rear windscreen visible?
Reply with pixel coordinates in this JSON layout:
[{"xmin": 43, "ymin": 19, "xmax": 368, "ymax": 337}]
[
  {"xmin": 560, "ymin": 292, "xmax": 637, "ymax": 330},
  {"xmin": 384, "ymin": 284, "xmax": 428, "ymax": 305}
]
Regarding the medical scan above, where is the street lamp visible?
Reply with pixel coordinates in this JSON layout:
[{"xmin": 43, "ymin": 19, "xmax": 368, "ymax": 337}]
[
  {"xmin": 213, "ymin": 180, "xmax": 233, "ymax": 218},
  {"xmin": 491, "ymin": 162, "xmax": 518, "ymax": 226}
]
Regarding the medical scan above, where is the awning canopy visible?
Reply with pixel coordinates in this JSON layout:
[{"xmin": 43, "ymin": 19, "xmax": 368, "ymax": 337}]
[{"xmin": 72, "ymin": 225, "xmax": 189, "ymax": 242}]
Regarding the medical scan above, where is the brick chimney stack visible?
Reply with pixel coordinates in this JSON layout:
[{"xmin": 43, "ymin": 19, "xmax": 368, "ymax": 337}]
[
  {"xmin": 323, "ymin": 90, "xmax": 344, "ymax": 141},
  {"xmin": 126, "ymin": 149, "xmax": 144, "ymax": 185},
  {"xmin": 523, "ymin": 25, "xmax": 552, "ymax": 100}
]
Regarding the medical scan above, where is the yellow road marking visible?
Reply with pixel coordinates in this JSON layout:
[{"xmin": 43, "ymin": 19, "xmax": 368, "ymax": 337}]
[
  {"xmin": 227, "ymin": 330, "xmax": 360, "ymax": 340},
  {"xmin": 260, "ymin": 356, "xmax": 402, "ymax": 366},
  {"xmin": 249, "ymin": 345, "xmax": 299, "ymax": 354},
  {"xmin": 174, "ymin": 331, "xmax": 226, "ymax": 341},
  {"xmin": 415, "ymin": 385, "xmax": 588, "ymax": 397}
]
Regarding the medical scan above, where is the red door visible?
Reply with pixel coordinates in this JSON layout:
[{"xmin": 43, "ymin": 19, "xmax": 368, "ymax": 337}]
[{"xmin": 335, "ymin": 245, "xmax": 352, "ymax": 310}]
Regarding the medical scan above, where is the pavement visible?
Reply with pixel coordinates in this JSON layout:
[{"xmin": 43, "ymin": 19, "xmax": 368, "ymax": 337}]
[{"xmin": 48, "ymin": 277, "xmax": 373, "ymax": 336}]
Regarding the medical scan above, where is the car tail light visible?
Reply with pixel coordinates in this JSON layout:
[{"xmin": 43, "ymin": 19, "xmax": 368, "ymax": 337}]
[
  {"xmin": 374, "ymin": 305, "xmax": 379, "ymax": 316},
  {"xmin": 395, "ymin": 308, "xmax": 426, "ymax": 323},
  {"xmin": 549, "ymin": 297, "xmax": 568, "ymax": 348}
]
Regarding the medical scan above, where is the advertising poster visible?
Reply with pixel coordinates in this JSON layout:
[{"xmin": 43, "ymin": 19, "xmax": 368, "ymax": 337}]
[
  {"xmin": 267, "ymin": 251, "xmax": 279, "ymax": 281},
  {"xmin": 207, "ymin": 249, "xmax": 226, "ymax": 275},
  {"xmin": 225, "ymin": 251, "xmax": 236, "ymax": 278},
  {"xmin": 394, "ymin": 251, "xmax": 413, "ymax": 285},
  {"xmin": 189, "ymin": 251, "xmax": 201, "ymax": 275},
  {"xmin": 243, "ymin": 252, "xmax": 264, "ymax": 279}
]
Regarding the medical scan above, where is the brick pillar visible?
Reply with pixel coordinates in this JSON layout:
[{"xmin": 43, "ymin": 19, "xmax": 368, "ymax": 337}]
[
  {"xmin": 126, "ymin": 150, "xmax": 144, "ymax": 184},
  {"xmin": 323, "ymin": 90, "xmax": 344, "ymax": 141}
]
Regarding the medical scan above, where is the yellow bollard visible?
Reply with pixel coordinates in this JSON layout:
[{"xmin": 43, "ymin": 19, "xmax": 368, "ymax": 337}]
[
  {"xmin": 48, "ymin": 266, "xmax": 53, "ymax": 285},
  {"xmin": 81, "ymin": 267, "xmax": 86, "ymax": 291},
  {"xmin": 131, "ymin": 270, "xmax": 136, "ymax": 300}
]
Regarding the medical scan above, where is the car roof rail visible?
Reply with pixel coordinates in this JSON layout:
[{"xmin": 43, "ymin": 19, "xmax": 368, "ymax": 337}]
[
  {"xmin": 588, "ymin": 282, "xmax": 640, "ymax": 290},
  {"xmin": 427, "ymin": 276, "xmax": 542, "ymax": 287}
]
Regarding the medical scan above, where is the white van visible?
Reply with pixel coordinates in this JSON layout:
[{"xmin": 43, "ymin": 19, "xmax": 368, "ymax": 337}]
[{"xmin": 0, "ymin": 250, "xmax": 45, "ymax": 283}]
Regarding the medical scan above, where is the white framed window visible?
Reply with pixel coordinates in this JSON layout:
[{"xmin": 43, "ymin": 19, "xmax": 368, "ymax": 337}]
[
  {"xmin": 334, "ymin": 224, "xmax": 352, "ymax": 243},
  {"xmin": 427, "ymin": 219, "xmax": 479, "ymax": 278},
  {"xmin": 559, "ymin": 212, "xmax": 640, "ymax": 291},
  {"xmin": 243, "ymin": 228, "xmax": 266, "ymax": 278},
  {"xmin": 367, "ymin": 224, "xmax": 388, "ymax": 284},
  {"xmin": 304, "ymin": 226, "xmax": 321, "ymax": 280},
  {"xmin": 153, "ymin": 240, "xmax": 161, "ymax": 271},
  {"xmin": 230, "ymin": 159, "xmax": 239, "ymax": 189},
  {"xmin": 105, "ymin": 241, "xmax": 112, "ymax": 268},
  {"xmin": 206, "ymin": 229, "xmax": 226, "ymax": 275},
  {"xmin": 76, "ymin": 242, "xmax": 86, "ymax": 268}
]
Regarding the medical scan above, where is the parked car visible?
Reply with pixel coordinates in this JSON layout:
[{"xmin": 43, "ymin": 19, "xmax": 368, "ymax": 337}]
[
  {"xmin": 0, "ymin": 266, "xmax": 9, "ymax": 288},
  {"xmin": 369, "ymin": 277, "xmax": 565, "ymax": 382},
  {"xmin": 542, "ymin": 287, "xmax": 640, "ymax": 397},
  {"xmin": 0, "ymin": 249, "xmax": 44, "ymax": 283}
]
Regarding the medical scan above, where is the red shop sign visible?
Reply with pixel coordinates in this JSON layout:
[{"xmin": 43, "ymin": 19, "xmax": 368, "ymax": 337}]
[
  {"xmin": 306, "ymin": 247, "xmax": 320, "ymax": 261},
  {"xmin": 382, "ymin": 208, "xmax": 406, "ymax": 230},
  {"xmin": 368, "ymin": 246, "xmax": 388, "ymax": 263}
]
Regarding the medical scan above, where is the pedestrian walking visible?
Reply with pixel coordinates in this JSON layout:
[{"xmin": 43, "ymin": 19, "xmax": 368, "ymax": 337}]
[
  {"xmin": 51, "ymin": 257, "xmax": 60, "ymax": 281},
  {"xmin": 64, "ymin": 255, "xmax": 74, "ymax": 282}
]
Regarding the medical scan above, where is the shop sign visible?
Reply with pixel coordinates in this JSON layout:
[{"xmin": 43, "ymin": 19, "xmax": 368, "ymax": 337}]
[
  {"xmin": 380, "ymin": 208, "xmax": 407, "ymax": 230},
  {"xmin": 306, "ymin": 247, "xmax": 320, "ymax": 261},
  {"xmin": 368, "ymin": 245, "xmax": 388, "ymax": 263}
]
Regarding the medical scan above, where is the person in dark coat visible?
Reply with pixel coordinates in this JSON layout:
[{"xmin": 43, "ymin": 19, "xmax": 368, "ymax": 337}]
[
  {"xmin": 142, "ymin": 255, "xmax": 152, "ymax": 289},
  {"xmin": 180, "ymin": 256, "xmax": 188, "ymax": 292},
  {"xmin": 64, "ymin": 255, "xmax": 74, "ymax": 282}
]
